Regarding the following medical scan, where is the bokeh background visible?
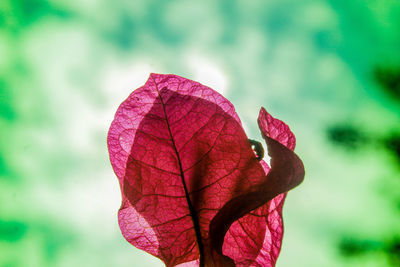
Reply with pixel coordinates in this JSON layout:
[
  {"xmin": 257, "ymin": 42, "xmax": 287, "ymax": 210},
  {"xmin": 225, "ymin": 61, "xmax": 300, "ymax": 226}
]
[{"xmin": 1, "ymin": 0, "xmax": 400, "ymax": 266}]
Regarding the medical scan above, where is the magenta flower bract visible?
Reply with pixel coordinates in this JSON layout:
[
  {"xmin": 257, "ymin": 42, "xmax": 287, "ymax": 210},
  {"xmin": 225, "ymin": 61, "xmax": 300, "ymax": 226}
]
[{"xmin": 107, "ymin": 73, "xmax": 304, "ymax": 267}]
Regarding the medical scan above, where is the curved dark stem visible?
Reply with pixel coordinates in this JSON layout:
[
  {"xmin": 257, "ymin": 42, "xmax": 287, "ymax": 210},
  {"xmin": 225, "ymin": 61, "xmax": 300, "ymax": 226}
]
[{"xmin": 209, "ymin": 137, "xmax": 305, "ymax": 264}]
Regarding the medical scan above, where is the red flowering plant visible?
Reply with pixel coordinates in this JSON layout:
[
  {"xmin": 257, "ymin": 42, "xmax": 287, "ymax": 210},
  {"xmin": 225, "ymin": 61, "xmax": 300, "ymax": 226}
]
[{"xmin": 107, "ymin": 74, "xmax": 304, "ymax": 267}]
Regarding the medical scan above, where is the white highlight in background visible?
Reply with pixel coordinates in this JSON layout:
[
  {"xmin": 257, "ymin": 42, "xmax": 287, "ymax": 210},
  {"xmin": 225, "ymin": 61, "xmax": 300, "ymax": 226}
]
[
  {"xmin": 102, "ymin": 61, "xmax": 156, "ymax": 105},
  {"xmin": 185, "ymin": 53, "xmax": 228, "ymax": 95}
]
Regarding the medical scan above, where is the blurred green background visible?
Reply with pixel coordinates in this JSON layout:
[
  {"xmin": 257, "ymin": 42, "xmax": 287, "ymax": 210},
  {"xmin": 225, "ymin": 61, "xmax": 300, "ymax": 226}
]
[{"xmin": 1, "ymin": 0, "xmax": 400, "ymax": 266}]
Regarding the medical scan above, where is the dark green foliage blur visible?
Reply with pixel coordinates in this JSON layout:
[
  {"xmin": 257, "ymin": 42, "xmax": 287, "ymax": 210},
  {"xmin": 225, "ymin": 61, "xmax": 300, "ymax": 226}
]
[
  {"xmin": 374, "ymin": 65, "xmax": 400, "ymax": 101},
  {"xmin": 326, "ymin": 124, "xmax": 367, "ymax": 150},
  {"xmin": 1, "ymin": 0, "xmax": 400, "ymax": 266}
]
